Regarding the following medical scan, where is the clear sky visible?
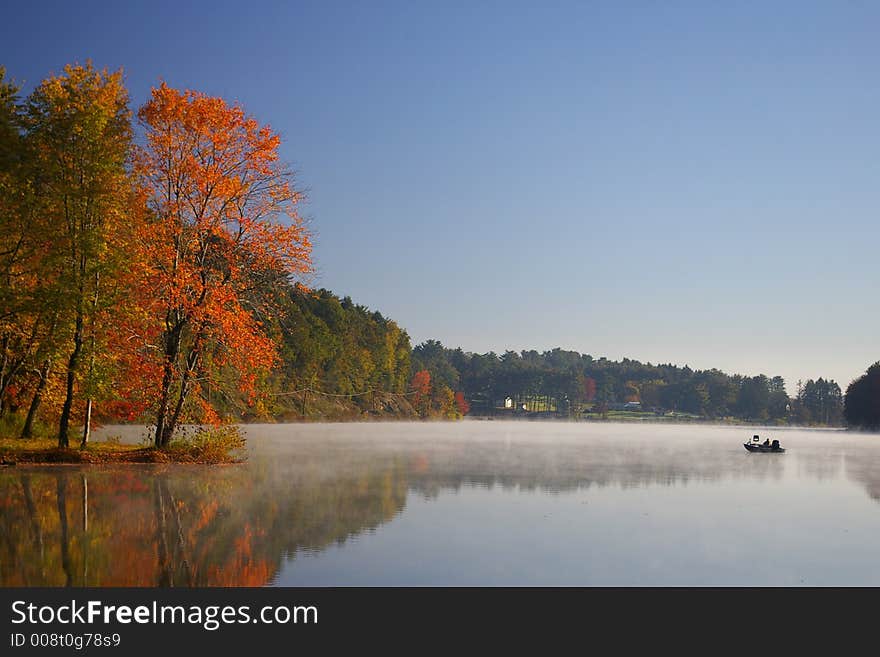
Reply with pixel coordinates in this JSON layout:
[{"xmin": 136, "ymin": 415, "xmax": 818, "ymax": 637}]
[{"xmin": 2, "ymin": 1, "xmax": 877, "ymax": 392}]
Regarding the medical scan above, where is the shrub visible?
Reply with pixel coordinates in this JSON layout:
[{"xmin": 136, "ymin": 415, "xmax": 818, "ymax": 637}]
[{"xmin": 166, "ymin": 425, "xmax": 247, "ymax": 463}]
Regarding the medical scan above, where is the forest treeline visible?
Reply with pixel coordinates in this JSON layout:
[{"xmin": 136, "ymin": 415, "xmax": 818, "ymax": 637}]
[
  {"xmin": 408, "ymin": 340, "xmax": 848, "ymax": 426},
  {"xmin": 269, "ymin": 286, "xmax": 419, "ymax": 419},
  {"xmin": 0, "ymin": 62, "xmax": 875, "ymax": 441}
]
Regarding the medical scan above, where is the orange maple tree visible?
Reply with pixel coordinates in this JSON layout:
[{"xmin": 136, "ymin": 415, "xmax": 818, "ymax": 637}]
[
  {"xmin": 410, "ymin": 369, "xmax": 432, "ymax": 417},
  {"xmin": 583, "ymin": 376, "xmax": 597, "ymax": 402},
  {"xmin": 454, "ymin": 391, "xmax": 470, "ymax": 416},
  {"xmin": 133, "ymin": 83, "xmax": 311, "ymax": 446}
]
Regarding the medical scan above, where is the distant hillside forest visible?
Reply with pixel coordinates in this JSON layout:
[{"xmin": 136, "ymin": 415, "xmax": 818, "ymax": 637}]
[
  {"xmin": 268, "ymin": 286, "xmax": 415, "ymax": 420},
  {"xmin": 409, "ymin": 340, "xmax": 848, "ymax": 426},
  {"xmin": 236, "ymin": 286, "xmax": 850, "ymax": 427}
]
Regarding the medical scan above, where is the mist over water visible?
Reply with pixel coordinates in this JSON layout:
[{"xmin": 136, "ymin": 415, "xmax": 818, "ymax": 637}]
[{"xmin": 2, "ymin": 421, "xmax": 879, "ymax": 586}]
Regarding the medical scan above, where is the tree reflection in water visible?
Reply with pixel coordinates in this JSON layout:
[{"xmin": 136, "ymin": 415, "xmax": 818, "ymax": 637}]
[
  {"xmin": 1, "ymin": 429, "xmax": 879, "ymax": 586},
  {"xmin": 0, "ymin": 457, "xmax": 409, "ymax": 586}
]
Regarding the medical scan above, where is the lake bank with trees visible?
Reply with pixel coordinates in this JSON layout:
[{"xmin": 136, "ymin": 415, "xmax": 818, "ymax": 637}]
[{"xmin": 1, "ymin": 62, "xmax": 877, "ymax": 467}]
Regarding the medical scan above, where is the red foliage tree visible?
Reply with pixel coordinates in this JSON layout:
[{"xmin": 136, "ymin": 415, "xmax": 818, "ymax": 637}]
[
  {"xmin": 410, "ymin": 369, "xmax": 431, "ymax": 417},
  {"xmin": 583, "ymin": 376, "xmax": 597, "ymax": 402},
  {"xmin": 134, "ymin": 84, "xmax": 311, "ymax": 446},
  {"xmin": 454, "ymin": 391, "xmax": 470, "ymax": 416}
]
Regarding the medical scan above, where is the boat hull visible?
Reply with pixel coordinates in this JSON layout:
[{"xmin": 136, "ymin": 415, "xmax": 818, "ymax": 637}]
[{"xmin": 744, "ymin": 443, "xmax": 785, "ymax": 453}]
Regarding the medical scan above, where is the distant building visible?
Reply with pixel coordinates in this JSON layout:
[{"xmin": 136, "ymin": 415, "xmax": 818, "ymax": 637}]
[{"xmin": 608, "ymin": 401, "xmax": 643, "ymax": 411}]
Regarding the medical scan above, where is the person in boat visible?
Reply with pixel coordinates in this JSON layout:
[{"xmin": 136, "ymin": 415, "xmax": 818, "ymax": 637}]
[{"xmin": 762, "ymin": 437, "xmax": 770, "ymax": 447}]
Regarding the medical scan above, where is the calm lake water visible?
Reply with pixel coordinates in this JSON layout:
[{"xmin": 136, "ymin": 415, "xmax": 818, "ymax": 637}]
[{"xmin": 2, "ymin": 421, "xmax": 879, "ymax": 586}]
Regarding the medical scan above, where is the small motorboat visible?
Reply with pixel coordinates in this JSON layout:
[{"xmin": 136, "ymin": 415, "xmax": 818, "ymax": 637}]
[{"xmin": 744, "ymin": 434, "xmax": 785, "ymax": 453}]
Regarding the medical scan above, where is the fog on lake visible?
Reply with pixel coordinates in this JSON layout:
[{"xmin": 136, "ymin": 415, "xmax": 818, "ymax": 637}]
[{"xmin": 2, "ymin": 421, "xmax": 879, "ymax": 586}]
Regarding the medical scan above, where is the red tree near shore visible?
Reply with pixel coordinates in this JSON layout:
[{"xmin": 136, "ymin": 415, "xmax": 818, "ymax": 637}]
[
  {"xmin": 410, "ymin": 369, "xmax": 431, "ymax": 417},
  {"xmin": 134, "ymin": 83, "xmax": 312, "ymax": 446},
  {"xmin": 583, "ymin": 376, "xmax": 597, "ymax": 402},
  {"xmin": 454, "ymin": 391, "xmax": 469, "ymax": 416}
]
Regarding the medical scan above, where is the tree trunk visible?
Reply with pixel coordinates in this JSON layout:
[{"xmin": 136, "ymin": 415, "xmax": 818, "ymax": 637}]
[
  {"xmin": 22, "ymin": 359, "xmax": 51, "ymax": 439},
  {"xmin": 164, "ymin": 378, "xmax": 189, "ymax": 446},
  {"xmin": 0, "ymin": 334, "xmax": 9, "ymax": 417},
  {"xmin": 0, "ymin": 333, "xmax": 31, "ymax": 418},
  {"xmin": 162, "ymin": 339, "xmax": 201, "ymax": 447},
  {"xmin": 154, "ymin": 362, "xmax": 174, "ymax": 448},
  {"xmin": 154, "ymin": 319, "xmax": 183, "ymax": 448},
  {"xmin": 81, "ymin": 271, "xmax": 100, "ymax": 450},
  {"xmin": 80, "ymin": 399, "xmax": 92, "ymax": 448},
  {"xmin": 57, "ymin": 311, "xmax": 84, "ymax": 448}
]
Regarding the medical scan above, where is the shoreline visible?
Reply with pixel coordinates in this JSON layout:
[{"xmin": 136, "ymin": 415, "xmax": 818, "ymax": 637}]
[{"xmin": 0, "ymin": 437, "xmax": 246, "ymax": 467}]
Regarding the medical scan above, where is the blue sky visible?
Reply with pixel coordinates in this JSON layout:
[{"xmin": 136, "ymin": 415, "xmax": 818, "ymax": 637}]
[{"xmin": 2, "ymin": 1, "xmax": 877, "ymax": 391}]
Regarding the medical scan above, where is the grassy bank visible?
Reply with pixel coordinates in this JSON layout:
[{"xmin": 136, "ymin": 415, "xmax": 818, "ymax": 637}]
[{"xmin": 0, "ymin": 426, "xmax": 246, "ymax": 465}]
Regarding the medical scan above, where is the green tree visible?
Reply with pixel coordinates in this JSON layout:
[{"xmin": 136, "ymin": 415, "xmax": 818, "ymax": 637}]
[
  {"xmin": 412, "ymin": 340, "xmax": 460, "ymax": 391},
  {"xmin": 736, "ymin": 375, "xmax": 770, "ymax": 421},
  {"xmin": 273, "ymin": 286, "xmax": 412, "ymax": 417},
  {"xmin": 434, "ymin": 384, "xmax": 457, "ymax": 418},
  {"xmin": 844, "ymin": 364, "xmax": 880, "ymax": 430},
  {"xmin": 767, "ymin": 376, "xmax": 790, "ymax": 421},
  {"xmin": 22, "ymin": 63, "xmax": 134, "ymax": 447},
  {"xmin": 797, "ymin": 378, "xmax": 843, "ymax": 426}
]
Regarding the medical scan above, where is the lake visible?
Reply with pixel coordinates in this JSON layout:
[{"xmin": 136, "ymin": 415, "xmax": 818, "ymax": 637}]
[{"xmin": 2, "ymin": 421, "xmax": 879, "ymax": 586}]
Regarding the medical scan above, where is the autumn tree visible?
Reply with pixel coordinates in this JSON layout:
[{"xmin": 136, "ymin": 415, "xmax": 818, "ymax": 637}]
[
  {"xmin": 20, "ymin": 63, "xmax": 134, "ymax": 447},
  {"xmin": 0, "ymin": 66, "xmax": 27, "ymax": 418},
  {"xmin": 582, "ymin": 376, "xmax": 597, "ymax": 403},
  {"xmin": 135, "ymin": 84, "xmax": 311, "ymax": 447},
  {"xmin": 434, "ymin": 384, "xmax": 456, "ymax": 418},
  {"xmin": 410, "ymin": 369, "xmax": 431, "ymax": 418},
  {"xmin": 0, "ymin": 67, "xmax": 67, "ymax": 433},
  {"xmin": 454, "ymin": 391, "xmax": 469, "ymax": 416}
]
